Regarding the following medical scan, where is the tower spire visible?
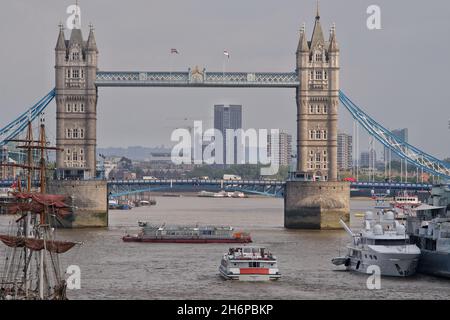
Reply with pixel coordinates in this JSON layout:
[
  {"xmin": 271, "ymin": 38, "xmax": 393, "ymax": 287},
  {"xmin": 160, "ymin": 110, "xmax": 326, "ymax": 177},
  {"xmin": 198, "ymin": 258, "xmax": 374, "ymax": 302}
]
[
  {"xmin": 316, "ymin": 0, "xmax": 320, "ymax": 20},
  {"xmin": 73, "ymin": 0, "xmax": 81, "ymax": 29}
]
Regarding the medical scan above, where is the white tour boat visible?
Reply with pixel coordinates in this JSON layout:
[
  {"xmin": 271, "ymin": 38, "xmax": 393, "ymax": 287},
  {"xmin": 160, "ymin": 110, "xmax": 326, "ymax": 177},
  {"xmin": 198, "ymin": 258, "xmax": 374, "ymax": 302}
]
[{"xmin": 219, "ymin": 246, "xmax": 281, "ymax": 281}]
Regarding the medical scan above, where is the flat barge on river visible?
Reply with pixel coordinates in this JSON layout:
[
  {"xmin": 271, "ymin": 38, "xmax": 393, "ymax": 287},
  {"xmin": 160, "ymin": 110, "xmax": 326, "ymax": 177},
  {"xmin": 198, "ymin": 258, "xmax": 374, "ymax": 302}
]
[{"xmin": 122, "ymin": 222, "xmax": 252, "ymax": 243}]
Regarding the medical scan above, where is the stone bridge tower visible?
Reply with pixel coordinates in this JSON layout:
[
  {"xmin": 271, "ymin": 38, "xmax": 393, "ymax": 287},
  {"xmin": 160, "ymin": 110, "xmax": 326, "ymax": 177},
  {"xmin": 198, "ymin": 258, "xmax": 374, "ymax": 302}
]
[
  {"xmin": 296, "ymin": 8, "xmax": 339, "ymax": 181},
  {"xmin": 55, "ymin": 22, "xmax": 98, "ymax": 179},
  {"xmin": 285, "ymin": 7, "xmax": 349, "ymax": 230}
]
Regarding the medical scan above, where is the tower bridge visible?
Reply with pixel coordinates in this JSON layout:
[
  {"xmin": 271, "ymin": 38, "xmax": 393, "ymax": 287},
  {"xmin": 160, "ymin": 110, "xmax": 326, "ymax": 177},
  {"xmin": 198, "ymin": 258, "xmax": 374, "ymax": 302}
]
[{"xmin": 1, "ymin": 5, "xmax": 449, "ymax": 228}]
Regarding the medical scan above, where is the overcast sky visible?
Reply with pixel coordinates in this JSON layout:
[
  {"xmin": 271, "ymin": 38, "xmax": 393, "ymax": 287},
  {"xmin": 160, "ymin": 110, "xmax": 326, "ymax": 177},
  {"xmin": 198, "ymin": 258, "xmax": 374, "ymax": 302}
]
[{"xmin": 1, "ymin": 0, "xmax": 449, "ymax": 158}]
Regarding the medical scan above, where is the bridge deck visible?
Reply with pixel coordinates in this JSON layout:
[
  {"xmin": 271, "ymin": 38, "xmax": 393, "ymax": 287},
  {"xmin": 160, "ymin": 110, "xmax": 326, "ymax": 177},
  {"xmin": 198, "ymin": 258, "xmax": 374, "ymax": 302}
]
[{"xmin": 95, "ymin": 71, "xmax": 299, "ymax": 88}]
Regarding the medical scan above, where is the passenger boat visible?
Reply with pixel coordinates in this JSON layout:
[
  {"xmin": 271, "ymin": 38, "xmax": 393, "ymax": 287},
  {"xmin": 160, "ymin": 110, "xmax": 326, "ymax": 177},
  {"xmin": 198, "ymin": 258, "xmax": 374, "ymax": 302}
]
[
  {"xmin": 333, "ymin": 211, "xmax": 421, "ymax": 277},
  {"xmin": 219, "ymin": 246, "xmax": 281, "ymax": 281},
  {"xmin": 122, "ymin": 222, "xmax": 252, "ymax": 243},
  {"xmin": 391, "ymin": 192, "xmax": 421, "ymax": 208}
]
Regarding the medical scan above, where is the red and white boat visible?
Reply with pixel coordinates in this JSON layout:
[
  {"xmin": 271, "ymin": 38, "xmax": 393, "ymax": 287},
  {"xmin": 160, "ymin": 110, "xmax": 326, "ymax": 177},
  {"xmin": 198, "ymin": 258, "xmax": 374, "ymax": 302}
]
[{"xmin": 219, "ymin": 246, "xmax": 281, "ymax": 281}]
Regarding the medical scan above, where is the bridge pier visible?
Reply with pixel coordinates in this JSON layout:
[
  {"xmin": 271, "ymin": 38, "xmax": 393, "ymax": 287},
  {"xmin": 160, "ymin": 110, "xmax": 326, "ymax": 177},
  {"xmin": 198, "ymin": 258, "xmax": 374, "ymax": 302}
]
[
  {"xmin": 284, "ymin": 181, "xmax": 350, "ymax": 229},
  {"xmin": 47, "ymin": 180, "xmax": 108, "ymax": 228}
]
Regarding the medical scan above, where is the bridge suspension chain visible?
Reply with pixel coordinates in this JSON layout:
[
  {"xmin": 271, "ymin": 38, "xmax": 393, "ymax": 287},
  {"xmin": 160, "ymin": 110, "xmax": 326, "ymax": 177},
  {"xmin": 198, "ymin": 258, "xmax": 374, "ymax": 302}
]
[
  {"xmin": 0, "ymin": 89, "xmax": 56, "ymax": 147},
  {"xmin": 339, "ymin": 90, "xmax": 450, "ymax": 181}
]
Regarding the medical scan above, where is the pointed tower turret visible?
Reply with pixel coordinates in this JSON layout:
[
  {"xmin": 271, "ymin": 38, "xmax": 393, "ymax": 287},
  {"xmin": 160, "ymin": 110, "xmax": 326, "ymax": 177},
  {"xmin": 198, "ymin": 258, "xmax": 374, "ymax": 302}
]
[
  {"xmin": 87, "ymin": 24, "xmax": 98, "ymax": 53},
  {"xmin": 296, "ymin": 24, "xmax": 309, "ymax": 53},
  {"xmin": 55, "ymin": 23, "xmax": 67, "ymax": 51},
  {"xmin": 328, "ymin": 23, "xmax": 339, "ymax": 52}
]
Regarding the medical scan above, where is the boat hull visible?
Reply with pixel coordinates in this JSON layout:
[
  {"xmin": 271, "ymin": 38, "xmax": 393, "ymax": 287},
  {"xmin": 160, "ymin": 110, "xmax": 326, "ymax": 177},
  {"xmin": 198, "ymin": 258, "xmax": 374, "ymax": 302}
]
[
  {"xmin": 345, "ymin": 250, "xmax": 420, "ymax": 277},
  {"xmin": 417, "ymin": 250, "xmax": 450, "ymax": 278},
  {"xmin": 219, "ymin": 267, "xmax": 280, "ymax": 281},
  {"xmin": 345, "ymin": 246, "xmax": 420, "ymax": 277},
  {"xmin": 122, "ymin": 236, "xmax": 252, "ymax": 244}
]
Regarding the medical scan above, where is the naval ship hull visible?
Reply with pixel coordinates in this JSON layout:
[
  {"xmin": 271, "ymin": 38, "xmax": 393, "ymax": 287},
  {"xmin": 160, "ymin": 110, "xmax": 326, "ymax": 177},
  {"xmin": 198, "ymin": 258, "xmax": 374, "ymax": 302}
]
[{"xmin": 417, "ymin": 250, "xmax": 450, "ymax": 278}]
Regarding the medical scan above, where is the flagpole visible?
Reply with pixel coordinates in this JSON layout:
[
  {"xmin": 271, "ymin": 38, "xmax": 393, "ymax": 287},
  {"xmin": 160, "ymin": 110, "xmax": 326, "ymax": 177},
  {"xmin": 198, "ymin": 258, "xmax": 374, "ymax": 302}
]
[
  {"xmin": 169, "ymin": 50, "xmax": 173, "ymax": 83},
  {"xmin": 222, "ymin": 54, "xmax": 225, "ymax": 79}
]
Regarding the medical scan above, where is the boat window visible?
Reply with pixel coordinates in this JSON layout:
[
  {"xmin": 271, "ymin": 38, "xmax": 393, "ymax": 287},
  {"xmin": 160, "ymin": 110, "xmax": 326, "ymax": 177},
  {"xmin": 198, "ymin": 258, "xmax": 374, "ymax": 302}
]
[
  {"xmin": 374, "ymin": 256, "xmax": 377, "ymax": 260},
  {"xmin": 374, "ymin": 239, "xmax": 408, "ymax": 245}
]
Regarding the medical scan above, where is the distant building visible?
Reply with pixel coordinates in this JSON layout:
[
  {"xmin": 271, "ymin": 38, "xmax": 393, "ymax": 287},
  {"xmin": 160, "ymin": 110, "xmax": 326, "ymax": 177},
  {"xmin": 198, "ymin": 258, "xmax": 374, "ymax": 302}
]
[
  {"xmin": 384, "ymin": 128, "xmax": 408, "ymax": 162},
  {"xmin": 214, "ymin": 105, "xmax": 242, "ymax": 164},
  {"xmin": 337, "ymin": 133, "xmax": 353, "ymax": 170},
  {"xmin": 267, "ymin": 131, "xmax": 292, "ymax": 166},
  {"xmin": 0, "ymin": 147, "xmax": 17, "ymax": 180},
  {"xmin": 360, "ymin": 149, "xmax": 376, "ymax": 168},
  {"xmin": 102, "ymin": 160, "xmax": 117, "ymax": 179}
]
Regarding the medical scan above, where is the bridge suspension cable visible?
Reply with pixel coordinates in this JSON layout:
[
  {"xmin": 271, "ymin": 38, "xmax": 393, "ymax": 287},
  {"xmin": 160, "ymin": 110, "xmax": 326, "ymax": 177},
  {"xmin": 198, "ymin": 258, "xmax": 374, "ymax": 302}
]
[
  {"xmin": 339, "ymin": 90, "xmax": 450, "ymax": 181},
  {"xmin": 0, "ymin": 89, "xmax": 55, "ymax": 147}
]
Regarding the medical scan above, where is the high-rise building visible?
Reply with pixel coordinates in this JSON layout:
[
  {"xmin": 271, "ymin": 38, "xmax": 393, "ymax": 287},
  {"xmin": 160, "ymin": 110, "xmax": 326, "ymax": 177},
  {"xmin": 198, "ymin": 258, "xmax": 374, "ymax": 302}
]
[
  {"xmin": 214, "ymin": 105, "xmax": 242, "ymax": 164},
  {"xmin": 337, "ymin": 133, "xmax": 352, "ymax": 170},
  {"xmin": 268, "ymin": 131, "xmax": 293, "ymax": 167},
  {"xmin": 360, "ymin": 149, "xmax": 376, "ymax": 168},
  {"xmin": 296, "ymin": 8, "xmax": 339, "ymax": 181},
  {"xmin": 384, "ymin": 128, "xmax": 408, "ymax": 162}
]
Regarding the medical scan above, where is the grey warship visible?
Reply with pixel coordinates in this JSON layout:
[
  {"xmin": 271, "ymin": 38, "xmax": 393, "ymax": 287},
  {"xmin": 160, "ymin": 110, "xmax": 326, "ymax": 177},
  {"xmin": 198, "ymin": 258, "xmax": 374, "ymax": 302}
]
[{"xmin": 406, "ymin": 185, "xmax": 450, "ymax": 278}]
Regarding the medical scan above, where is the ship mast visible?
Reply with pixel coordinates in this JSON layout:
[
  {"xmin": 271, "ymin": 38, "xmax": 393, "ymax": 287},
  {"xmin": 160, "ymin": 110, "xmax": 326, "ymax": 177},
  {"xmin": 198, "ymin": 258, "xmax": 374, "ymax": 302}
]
[{"xmin": 0, "ymin": 118, "xmax": 69, "ymax": 300}]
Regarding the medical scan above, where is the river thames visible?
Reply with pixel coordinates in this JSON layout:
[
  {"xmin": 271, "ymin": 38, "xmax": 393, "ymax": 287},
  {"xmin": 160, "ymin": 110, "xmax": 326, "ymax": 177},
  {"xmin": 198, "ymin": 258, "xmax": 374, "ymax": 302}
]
[{"xmin": 1, "ymin": 197, "xmax": 449, "ymax": 299}]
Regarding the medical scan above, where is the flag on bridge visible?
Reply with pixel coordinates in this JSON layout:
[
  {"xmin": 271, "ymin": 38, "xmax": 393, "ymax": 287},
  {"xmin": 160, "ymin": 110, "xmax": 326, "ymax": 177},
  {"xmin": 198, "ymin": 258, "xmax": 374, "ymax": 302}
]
[
  {"xmin": 171, "ymin": 48, "xmax": 179, "ymax": 54},
  {"xmin": 223, "ymin": 50, "xmax": 230, "ymax": 58}
]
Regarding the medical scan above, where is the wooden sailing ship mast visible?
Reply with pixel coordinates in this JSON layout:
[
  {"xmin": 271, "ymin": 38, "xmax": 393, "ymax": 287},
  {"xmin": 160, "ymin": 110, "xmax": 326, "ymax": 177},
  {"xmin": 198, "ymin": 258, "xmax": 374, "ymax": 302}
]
[{"xmin": 0, "ymin": 118, "xmax": 77, "ymax": 300}]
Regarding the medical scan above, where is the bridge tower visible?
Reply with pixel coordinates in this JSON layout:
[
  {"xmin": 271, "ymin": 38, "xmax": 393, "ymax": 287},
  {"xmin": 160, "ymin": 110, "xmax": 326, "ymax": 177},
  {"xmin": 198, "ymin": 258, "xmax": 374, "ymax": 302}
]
[
  {"xmin": 54, "ymin": 20, "xmax": 98, "ymax": 179},
  {"xmin": 296, "ymin": 7, "xmax": 339, "ymax": 181},
  {"xmin": 285, "ymin": 7, "xmax": 349, "ymax": 230}
]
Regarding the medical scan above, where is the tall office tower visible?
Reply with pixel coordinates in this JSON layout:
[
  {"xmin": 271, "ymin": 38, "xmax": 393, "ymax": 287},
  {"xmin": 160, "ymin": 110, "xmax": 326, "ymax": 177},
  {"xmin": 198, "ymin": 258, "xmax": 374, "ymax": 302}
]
[
  {"xmin": 214, "ymin": 105, "xmax": 242, "ymax": 164},
  {"xmin": 337, "ymin": 133, "xmax": 353, "ymax": 170},
  {"xmin": 268, "ymin": 131, "xmax": 293, "ymax": 167},
  {"xmin": 360, "ymin": 149, "xmax": 377, "ymax": 168},
  {"xmin": 384, "ymin": 128, "xmax": 408, "ymax": 162}
]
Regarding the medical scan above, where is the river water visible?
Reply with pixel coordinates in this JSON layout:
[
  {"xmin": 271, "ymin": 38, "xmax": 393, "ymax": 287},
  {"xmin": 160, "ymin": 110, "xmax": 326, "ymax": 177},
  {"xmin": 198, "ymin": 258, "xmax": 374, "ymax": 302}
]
[{"xmin": 1, "ymin": 197, "xmax": 449, "ymax": 300}]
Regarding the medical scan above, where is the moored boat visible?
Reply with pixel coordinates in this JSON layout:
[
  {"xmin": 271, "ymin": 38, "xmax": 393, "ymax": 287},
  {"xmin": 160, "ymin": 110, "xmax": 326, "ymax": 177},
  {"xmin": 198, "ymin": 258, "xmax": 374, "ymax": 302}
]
[
  {"xmin": 122, "ymin": 222, "xmax": 252, "ymax": 243},
  {"xmin": 406, "ymin": 185, "xmax": 450, "ymax": 278},
  {"xmin": 333, "ymin": 211, "xmax": 421, "ymax": 277}
]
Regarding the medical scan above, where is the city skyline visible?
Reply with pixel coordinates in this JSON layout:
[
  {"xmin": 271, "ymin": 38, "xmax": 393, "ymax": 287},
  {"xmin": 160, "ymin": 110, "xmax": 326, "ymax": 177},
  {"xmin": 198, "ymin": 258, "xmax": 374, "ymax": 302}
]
[{"xmin": 0, "ymin": 1, "xmax": 449, "ymax": 159}]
